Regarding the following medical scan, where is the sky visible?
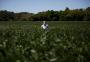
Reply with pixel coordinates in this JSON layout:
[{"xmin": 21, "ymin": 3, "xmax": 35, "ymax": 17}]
[{"xmin": 0, "ymin": 0, "xmax": 90, "ymax": 13}]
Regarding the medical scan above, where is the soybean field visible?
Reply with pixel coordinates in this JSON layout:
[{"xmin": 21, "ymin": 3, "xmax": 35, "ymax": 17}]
[{"xmin": 0, "ymin": 21, "xmax": 90, "ymax": 62}]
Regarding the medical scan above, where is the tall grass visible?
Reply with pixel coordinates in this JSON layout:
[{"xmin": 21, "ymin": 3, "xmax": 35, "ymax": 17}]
[{"xmin": 0, "ymin": 21, "xmax": 90, "ymax": 62}]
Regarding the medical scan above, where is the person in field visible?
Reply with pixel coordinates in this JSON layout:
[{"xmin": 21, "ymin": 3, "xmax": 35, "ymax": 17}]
[{"xmin": 41, "ymin": 21, "xmax": 48, "ymax": 30}]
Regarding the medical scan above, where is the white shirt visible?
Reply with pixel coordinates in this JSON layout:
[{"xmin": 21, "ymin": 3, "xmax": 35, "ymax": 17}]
[{"xmin": 41, "ymin": 24, "xmax": 48, "ymax": 30}]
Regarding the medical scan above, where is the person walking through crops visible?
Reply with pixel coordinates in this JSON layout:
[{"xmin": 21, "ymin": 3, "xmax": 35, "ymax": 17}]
[{"xmin": 41, "ymin": 21, "xmax": 48, "ymax": 30}]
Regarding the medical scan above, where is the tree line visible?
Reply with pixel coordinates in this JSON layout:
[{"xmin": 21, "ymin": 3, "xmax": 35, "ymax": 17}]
[{"xmin": 0, "ymin": 7, "xmax": 90, "ymax": 21}]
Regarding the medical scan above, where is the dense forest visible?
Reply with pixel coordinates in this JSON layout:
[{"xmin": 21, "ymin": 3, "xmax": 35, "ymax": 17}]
[{"xmin": 0, "ymin": 7, "xmax": 90, "ymax": 21}]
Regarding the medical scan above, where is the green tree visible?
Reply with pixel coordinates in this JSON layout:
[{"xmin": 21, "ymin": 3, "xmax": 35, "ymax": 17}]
[{"xmin": 0, "ymin": 10, "xmax": 15, "ymax": 21}]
